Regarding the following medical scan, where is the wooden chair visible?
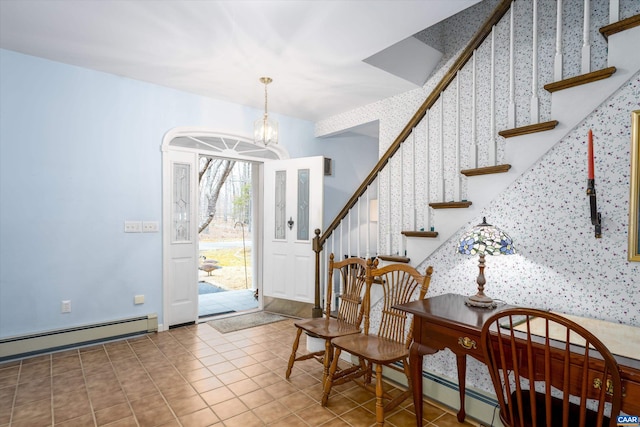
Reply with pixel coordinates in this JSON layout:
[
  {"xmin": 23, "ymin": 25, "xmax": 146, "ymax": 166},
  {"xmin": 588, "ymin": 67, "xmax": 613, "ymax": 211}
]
[
  {"xmin": 480, "ymin": 308, "xmax": 623, "ymax": 427},
  {"xmin": 321, "ymin": 261, "xmax": 433, "ymax": 426},
  {"xmin": 285, "ymin": 254, "xmax": 370, "ymax": 383}
]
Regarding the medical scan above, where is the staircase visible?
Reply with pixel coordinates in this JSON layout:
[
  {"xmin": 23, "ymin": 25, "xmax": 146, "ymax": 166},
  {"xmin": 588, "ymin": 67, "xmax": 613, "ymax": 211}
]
[{"xmin": 312, "ymin": 0, "xmax": 640, "ymax": 315}]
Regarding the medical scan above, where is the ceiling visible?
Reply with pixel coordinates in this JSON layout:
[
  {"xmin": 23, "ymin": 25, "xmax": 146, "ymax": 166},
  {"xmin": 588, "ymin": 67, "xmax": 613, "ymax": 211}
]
[{"xmin": 0, "ymin": 0, "xmax": 480, "ymax": 122}]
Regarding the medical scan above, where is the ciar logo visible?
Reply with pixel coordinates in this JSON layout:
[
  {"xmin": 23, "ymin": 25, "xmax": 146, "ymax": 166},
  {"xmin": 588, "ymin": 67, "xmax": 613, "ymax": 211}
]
[{"xmin": 618, "ymin": 416, "xmax": 640, "ymax": 427}]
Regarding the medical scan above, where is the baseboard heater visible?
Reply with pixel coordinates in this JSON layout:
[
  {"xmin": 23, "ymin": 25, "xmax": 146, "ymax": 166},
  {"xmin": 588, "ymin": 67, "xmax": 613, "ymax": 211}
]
[{"xmin": 0, "ymin": 314, "xmax": 158, "ymax": 361}]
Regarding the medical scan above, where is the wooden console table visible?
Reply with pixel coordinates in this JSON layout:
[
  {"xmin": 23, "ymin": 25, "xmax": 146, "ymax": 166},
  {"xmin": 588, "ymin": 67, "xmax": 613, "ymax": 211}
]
[{"xmin": 395, "ymin": 293, "xmax": 640, "ymax": 426}]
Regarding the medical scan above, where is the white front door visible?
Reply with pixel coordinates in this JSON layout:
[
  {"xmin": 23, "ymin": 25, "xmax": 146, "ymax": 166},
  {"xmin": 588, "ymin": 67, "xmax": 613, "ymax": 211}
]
[
  {"xmin": 263, "ymin": 156, "xmax": 324, "ymax": 303},
  {"xmin": 162, "ymin": 149, "xmax": 198, "ymax": 327}
]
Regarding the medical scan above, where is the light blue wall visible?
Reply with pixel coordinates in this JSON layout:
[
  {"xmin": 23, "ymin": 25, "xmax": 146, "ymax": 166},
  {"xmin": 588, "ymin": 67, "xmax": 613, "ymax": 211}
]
[{"xmin": 0, "ymin": 49, "xmax": 363, "ymax": 338}]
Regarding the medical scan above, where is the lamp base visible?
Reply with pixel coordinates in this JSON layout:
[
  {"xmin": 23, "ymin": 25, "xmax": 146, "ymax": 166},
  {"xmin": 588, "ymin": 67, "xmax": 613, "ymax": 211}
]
[{"xmin": 464, "ymin": 294, "xmax": 497, "ymax": 309}]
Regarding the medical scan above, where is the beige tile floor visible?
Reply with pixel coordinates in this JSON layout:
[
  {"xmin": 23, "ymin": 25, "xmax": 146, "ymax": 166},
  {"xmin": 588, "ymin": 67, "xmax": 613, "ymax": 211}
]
[{"xmin": 0, "ymin": 317, "xmax": 479, "ymax": 427}]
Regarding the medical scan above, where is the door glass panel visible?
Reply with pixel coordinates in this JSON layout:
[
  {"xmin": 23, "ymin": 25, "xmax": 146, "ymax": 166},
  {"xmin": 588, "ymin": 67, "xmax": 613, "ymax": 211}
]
[
  {"xmin": 297, "ymin": 168, "xmax": 310, "ymax": 240},
  {"xmin": 173, "ymin": 162, "xmax": 191, "ymax": 242},
  {"xmin": 275, "ymin": 170, "xmax": 286, "ymax": 239}
]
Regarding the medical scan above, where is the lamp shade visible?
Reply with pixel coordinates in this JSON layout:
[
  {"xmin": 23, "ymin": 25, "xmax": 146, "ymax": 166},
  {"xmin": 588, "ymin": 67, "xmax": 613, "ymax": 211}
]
[
  {"xmin": 458, "ymin": 217, "xmax": 516, "ymax": 257},
  {"xmin": 457, "ymin": 217, "xmax": 516, "ymax": 309}
]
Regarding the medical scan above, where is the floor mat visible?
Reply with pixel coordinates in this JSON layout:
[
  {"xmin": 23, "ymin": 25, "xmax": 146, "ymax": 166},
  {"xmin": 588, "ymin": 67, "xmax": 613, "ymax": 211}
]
[{"xmin": 207, "ymin": 311, "xmax": 286, "ymax": 333}]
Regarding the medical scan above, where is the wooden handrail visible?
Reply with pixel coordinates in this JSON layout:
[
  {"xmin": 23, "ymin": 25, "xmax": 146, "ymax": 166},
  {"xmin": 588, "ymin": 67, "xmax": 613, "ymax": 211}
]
[{"xmin": 316, "ymin": 0, "xmax": 513, "ymax": 248}]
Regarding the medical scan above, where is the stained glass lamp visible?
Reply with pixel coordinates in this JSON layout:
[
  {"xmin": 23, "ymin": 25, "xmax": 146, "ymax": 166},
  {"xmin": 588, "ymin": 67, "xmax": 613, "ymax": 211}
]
[{"xmin": 457, "ymin": 217, "xmax": 516, "ymax": 308}]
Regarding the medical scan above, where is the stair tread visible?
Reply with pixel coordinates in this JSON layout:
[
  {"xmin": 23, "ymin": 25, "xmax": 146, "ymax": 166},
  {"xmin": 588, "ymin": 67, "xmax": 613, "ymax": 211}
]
[
  {"xmin": 498, "ymin": 120, "xmax": 559, "ymax": 138},
  {"xmin": 377, "ymin": 255, "xmax": 410, "ymax": 263},
  {"xmin": 600, "ymin": 14, "xmax": 640, "ymax": 40},
  {"xmin": 429, "ymin": 201, "xmax": 473, "ymax": 209},
  {"xmin": 401, "ymin": 231, "xmax": 439, "ymax": 238},
  {"xmin": 544, "ymin": 67, "xmax": 616, "ymax": 93},
  {"xmin": 461, "ymin": 164, "xmax": 511, "ymax": 176}
]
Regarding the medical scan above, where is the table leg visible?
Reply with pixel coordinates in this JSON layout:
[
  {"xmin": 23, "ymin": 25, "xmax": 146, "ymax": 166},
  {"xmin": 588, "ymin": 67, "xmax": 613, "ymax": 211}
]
[
  {"xmin": 409, "ymin": 342, "xmax": 424, "ymax": 427},
  {"xmin": 456, "ymin": 353, "xmax": 467, "ymax": 422}
]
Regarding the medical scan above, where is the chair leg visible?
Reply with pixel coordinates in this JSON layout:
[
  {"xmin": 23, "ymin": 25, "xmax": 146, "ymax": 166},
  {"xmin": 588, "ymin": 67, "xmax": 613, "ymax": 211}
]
[
  {"xmin": 323, "ymin": 339, "xmax": 333, "ymax": 384},
  {"xmin": 285, "ymin": 328, "xmax": 303, "ymax": 379},
  {"xmin": 375, "ymin": 364, "xmax": 384, "ymax": 426},
  {"xmin": 322, "ymin": 347, "xmax": 341, "ymax": 406}
]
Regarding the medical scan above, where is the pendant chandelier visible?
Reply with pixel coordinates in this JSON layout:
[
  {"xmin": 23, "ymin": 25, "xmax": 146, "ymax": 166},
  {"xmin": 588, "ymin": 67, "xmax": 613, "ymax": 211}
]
[{"xmin": 254, "ymin": 77, "xmax": 278, "ymax": 146}]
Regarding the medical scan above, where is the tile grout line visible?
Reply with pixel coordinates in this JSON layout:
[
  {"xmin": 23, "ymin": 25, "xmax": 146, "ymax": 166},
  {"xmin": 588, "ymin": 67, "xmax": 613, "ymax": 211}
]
[
  {"xmin": 77, "ymin": 348, "xmax": 99, "ymax": 427},
  {"xmin": 105, "ymin": 341, "xmax": 142, "ymax": 427}
]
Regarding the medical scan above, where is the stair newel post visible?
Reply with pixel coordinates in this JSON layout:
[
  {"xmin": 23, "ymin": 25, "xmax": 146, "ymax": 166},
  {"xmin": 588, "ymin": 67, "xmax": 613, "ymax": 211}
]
[{"xmin": 312, "ymin": 228, "xmax": 323, "ymax": 318}]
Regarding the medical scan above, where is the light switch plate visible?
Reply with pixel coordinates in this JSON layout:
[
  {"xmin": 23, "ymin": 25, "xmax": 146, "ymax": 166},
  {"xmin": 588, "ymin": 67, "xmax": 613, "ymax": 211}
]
[
  {"xmin": 124, "ymin": 221, "xmax": 142, "ymax": 233},
  {"xmin": 142, "ymin": 221, "xmax": 159, "ymax": 233}
]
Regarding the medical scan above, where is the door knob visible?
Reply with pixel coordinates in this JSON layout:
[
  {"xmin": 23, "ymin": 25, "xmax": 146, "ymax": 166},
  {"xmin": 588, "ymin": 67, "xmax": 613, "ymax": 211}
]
[{"xmin": 287, "ymin": 217, "xmax": 294, "ymax": 230}]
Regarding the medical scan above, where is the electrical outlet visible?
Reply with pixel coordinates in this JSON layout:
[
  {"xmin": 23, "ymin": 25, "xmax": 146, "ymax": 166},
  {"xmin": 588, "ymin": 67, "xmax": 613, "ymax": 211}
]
[
  {"xmin": 61, "ymin": 300, "xmax": 71, "ymax": 313},
  {"xmin": 134, "ymin": 295, "xmax": 144, "ymax": 304},
  {"xmin": 142, "ymin": 221, "xmax": 159, "ymax": 233},
  {"xmin": 124, "ymin": 221, "xmax": 142, "ymax": 233}
]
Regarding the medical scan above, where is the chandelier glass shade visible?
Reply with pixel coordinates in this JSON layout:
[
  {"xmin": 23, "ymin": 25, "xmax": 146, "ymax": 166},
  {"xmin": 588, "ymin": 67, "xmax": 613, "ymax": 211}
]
[{"xmin": 254, "ymin": 77, "xmax": 278, "ymax": 146}]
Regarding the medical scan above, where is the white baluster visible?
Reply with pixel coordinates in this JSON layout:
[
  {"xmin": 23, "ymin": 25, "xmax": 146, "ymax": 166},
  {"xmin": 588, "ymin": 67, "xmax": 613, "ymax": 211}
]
[
  {"xmin": 440, "ymin": 93, "xmax": 445, "ymax": 202},
  {"xmin": 347, "ymin": 212, "xmax": 351, "ymax": 257},
  {"xmin": 582, "ymin": 0, "xmax": 591, "ymax": 74},
  {"xmin": 471, "ymin": 52, "xmax": 478, "ymax": 169},
  {"xmin": 331, "ymin": 232, "xmax": 334, "ymax": 259},
  {"xmin": 356, "ymin": 197, "xmax": 361, "ymax": 258},
  {"xmin": 425, "ymin": 112, "xmax": 431, "ymax": 231},
  {"xmin": 531, "ymin": 0, "xmax": 539, "ymax": 124},
  {"xmin": 339, "ymin": 221, "xmax": 343, "ymax": 260},
  {"xmin": 412, "ymin": 129, "xmax": 417, "ymax": 230},
  {"xmin": 610, "ymin": 0, "xmax": 619, "ymax": 23},
  {"xmin": 387, "ymin": 167, "xmax": 391, "ymax": 255},
  {"xmin": 400, "ymin": 145, "xmax": 405, "ymax": 256},
  {"xmin": 490, "ymin": 26, "xmax": 497, "ymax": 165},
  {"xmin": 555, "ymin": 0, "xmax": 563, "ymax": 81},
  {"xmin": 455, "ymin": 72, "xmax": 462, "ymax": 201},
  {"xmin": 366, "ymin": 188, "xmax": 370, "ymax": 260},
  {"xmin": 508, "ymin": 2, "xmax": 516, "ymax": 128}
]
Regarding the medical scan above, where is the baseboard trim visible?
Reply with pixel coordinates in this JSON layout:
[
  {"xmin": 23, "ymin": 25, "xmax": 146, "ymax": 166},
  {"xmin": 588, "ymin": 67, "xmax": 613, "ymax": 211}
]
[{"xmin": 0, "ymin": 314, "xmax": 158, "ymax": 361}]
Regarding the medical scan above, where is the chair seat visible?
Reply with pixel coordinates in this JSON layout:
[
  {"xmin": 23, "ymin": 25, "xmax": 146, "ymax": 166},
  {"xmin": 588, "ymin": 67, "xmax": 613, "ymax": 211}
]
[
  {"xmin": 294, "ymin": 318, "xmax": 361, "ymax": 339},
  {"xmin": 331, "ymin": 334, "xmax": 408, "ymax": 365}
]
